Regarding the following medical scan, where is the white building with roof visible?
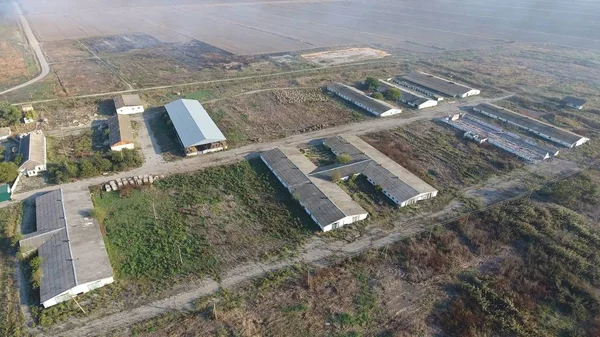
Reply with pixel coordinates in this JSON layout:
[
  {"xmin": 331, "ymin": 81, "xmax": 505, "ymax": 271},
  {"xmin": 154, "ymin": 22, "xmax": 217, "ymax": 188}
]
[
  {"xmin": 164, "ymin": 99, "xmax": 227, "ymax": 156},
  {"xmin": 19, "ymin": 189, "xmax": 114, "ymax": 308},
  {"xmin": 114, "ymin": 94, "xmax": 144, "ymax": 115},
  {"xmin": 18, "ymin": 130, "xmax": 46, "ymax": 177},
  {"xmin": 108, "ymin": 114, "xmax": 135, "ymax": 151},
  {"xmin": 327, "ymin": 83, "xmax": 402, "ymax": 117}
]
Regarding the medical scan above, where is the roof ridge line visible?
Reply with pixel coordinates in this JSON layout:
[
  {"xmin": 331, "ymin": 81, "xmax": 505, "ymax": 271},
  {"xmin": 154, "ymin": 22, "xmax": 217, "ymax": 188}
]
[
  {"xmin": 60, "ymin": 188, "xmax": 78, "ymax": 286},
  {"xmin": 308, "ymin": 158, "xmax": 373, "ymax": 176}
]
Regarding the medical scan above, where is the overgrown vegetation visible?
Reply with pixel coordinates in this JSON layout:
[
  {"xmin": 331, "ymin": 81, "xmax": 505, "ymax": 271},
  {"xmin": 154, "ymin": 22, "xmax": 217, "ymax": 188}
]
[
  {"xmin": 363, "ymin": 122, "xmax": 523, "ymax": 191},
  {"xmin": 92, "ymin": 159, "xmax": 313, "ymax": 284},
  {"xmin": 121, "ymin": 170, "xmax": 600, "ymax": 337},
  {"xmin": 0, "ymin": 162, "xmax": 18, "ymax": 184},
  {"xmin": 47, "ymin": 129, "xmax": 143, "ymax": 183},
  {"xmin": 0, "ymin": 204, "xmax": 26, "ymax": 336},
  {"xmin": 0, "ymin": 104, "xmax": 20, "ymax": 127}
]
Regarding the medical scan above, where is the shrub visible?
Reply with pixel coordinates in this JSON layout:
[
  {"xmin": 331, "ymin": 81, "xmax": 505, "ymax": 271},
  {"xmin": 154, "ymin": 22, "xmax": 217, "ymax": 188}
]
[
  {"xmin": 0, "ymin": 104, "xmax": 21, "ymax": 127},
  {"xmin": 363, "ymin": 77, "xmax": 380, "ymax": 91},
  {"xmin": 337, "ymin": 153, "xmax": 352, "ymax": 164},
  {"xmin": 331, "ymin": 170, "xmax": 342, "ymax": 182},
  {"xmin": 383, "ymin": 88, "xmax": 401, "ymax": 101},
  {"xmin": 79, "ymin": 160, "xmax": 98, "ymax": 178},
  {"xmin": 371, "ymin": 92, "xmax": 384, "ymax": 100},
  {"xmin": 0, "ymin": 161, "xmax": 18, "ymax": 183},
  {"xmin": 30, "ymin": 256, "xmax": 43, "ymax": 289}
]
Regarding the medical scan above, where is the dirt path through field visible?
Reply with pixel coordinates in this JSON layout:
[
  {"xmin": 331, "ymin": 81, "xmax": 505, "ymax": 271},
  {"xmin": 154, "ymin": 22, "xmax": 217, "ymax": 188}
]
[{"xmin": 0, "ymin": 2, "xmax": 50, "ymax": 96}]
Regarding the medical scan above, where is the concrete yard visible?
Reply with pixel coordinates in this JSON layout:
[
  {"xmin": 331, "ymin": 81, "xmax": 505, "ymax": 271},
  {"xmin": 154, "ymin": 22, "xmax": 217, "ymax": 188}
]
[{"xmin": 20, "ymin": 0, "xmax": 600, "ymax": 54}]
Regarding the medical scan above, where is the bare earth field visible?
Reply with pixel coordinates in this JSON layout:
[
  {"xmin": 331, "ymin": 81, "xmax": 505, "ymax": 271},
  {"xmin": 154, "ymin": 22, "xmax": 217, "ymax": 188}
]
[
  {"xmin": 302, "ymin": 47, "xmax": 390, "ymax": 65},
  {"xmin": 202, "ymin": 88, "xmax": 368, "ymax": 147},
  {"xmin": 20, "ymin": 0, "xmax": 600, "ymax": 56},
  {"xmin": 51, "ymin": 59, "xmax": 128, "ymax": 96},
  {"xmin": 0, "ymin": 9, "xmax": 37, "ymax": 91}
]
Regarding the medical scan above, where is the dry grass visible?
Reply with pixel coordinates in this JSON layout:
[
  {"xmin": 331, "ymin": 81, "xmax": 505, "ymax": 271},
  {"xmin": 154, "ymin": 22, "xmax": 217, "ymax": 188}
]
[
  {"xmin": 361, "ymin": 121, "xmax": 523, "ymax": 191},
  {"xmin": 203, "ymin": 89, "xmax": 367, "ymax": 147}
]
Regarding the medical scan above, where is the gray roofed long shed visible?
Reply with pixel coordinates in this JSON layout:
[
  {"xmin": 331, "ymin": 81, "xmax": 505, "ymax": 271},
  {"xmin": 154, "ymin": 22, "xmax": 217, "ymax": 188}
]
[
  {"xmin": 19, "ymin": 189, "xmax": 114, "ymax": 306},
  {"xmin": 19, "ymin": 131, "xmax": 46, "ymax": 171},
  {"xmin": 403, "ymin": 72, "xmax": 476, "ymax": 97},
  {"xmin": 260, "ymin": 148, "xmax": 348, "ymax": 227},
  {"xmin": 322, "ymin": 136, "xmax": 435, "ymax": 205},
  {"xmin": 474, "ymin": 103, "xmax": 589, "ymax": 147},
  {"xmin": 327, "ymin": 83, "xmax": 400, "ymax": 116},
  {"xmin": 165, "ymin": 99, "xmax": 226, "ymax": 148},
  {"xmin": 24, "ymin": 190, "xmax": 77, "ymax": 304}
]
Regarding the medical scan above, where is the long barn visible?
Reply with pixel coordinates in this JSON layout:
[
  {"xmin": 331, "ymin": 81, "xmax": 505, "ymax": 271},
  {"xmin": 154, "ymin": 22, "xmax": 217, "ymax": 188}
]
[
  {"xmin": 164, "ymin": 99, "xmax": 227, "ymax": 156},
  {"xmin": 19, "ymin": 189, "xmax": 114, "ymax": 308}
]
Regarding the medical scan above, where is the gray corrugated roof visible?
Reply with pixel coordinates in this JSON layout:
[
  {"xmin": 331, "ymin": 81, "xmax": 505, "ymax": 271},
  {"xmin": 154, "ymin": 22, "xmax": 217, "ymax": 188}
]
[
  {"xmin": 261, "ymin": 148, "xmax": 347, "ymax": 227},
  {"xmin": 35, "ymin": 189, "xmax": 67, "ymax": 233},
  {"xmin": 19, "ymin": 131, "xmax": 46, "ymax": 171},
  {"xmin": 327, "ymin": 83, "xmax": 397, "ymax": 116},
  {"xmin": 475, "ymin": 103, "xmax": 587, "ymax": 146},
  {"xmin": 114, "ymin": 94, "xmax": 142, "ymax": 109},
  {"xmin": 20, "ymin": 189, "xmax": 114, "ymax": 305},
  {"xmin": 563, "ymin": 96, "xmax": 586, "ymax": 106},
  {"xmin": 165, "ymin": 99, "xmax": 226, "ymax": 148},
  {"xmin": 28, "ymin": 190, "xmax": 77, "ymax": 303},
  {"xmin": 362, "ymin": 163, "xmax": 420, "ymax": 202},
  {"xmin": 323, "ymin": 136, "xmax": 370, "ymax": 162},
  {"xmin": 108, "ymin": 114, "xmax": 134, "ymax": 146},
  {"xmin": 403, "ymin": 72, "xmax": 474, "ymax": 97},
  {"xmin": 320, "ymin": 136, "xmax": 434, "ymax": 204},
  {"xmin": 38, "ymin": 228, "xmax": 76, "ymax": 303}
]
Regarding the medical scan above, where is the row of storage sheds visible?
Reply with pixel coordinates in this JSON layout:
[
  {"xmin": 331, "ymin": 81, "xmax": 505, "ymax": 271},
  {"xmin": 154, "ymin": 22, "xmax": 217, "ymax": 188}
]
[
  {"xmin": 473, "ymin": 103, "xmax": 589, "ymax": 148},
  {"xmin": 400, "ymin": 72, "xmax": 480, "ymax": 98},
  {"xmin": 327, "ymin": 83, "xmax": 402, "ymax": 117}
]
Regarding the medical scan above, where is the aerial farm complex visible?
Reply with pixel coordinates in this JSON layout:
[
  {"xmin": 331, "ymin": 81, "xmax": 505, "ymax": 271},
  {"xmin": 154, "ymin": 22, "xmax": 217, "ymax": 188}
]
[{"xmin": 261, "ymin": 135, "xmax": 438, "ymax": 231}]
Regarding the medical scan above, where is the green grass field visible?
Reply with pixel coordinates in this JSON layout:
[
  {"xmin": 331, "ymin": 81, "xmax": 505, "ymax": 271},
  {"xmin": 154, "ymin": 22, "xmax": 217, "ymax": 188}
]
[{"xmin": 93, "ymin": 159, "xmax": 315, "ymax": 283}]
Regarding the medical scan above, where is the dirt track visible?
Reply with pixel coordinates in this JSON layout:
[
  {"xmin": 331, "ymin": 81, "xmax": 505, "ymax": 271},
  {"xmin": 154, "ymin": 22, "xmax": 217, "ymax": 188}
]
[{"xmin": 0, "ymin": 2, "xmax": 49, "ymax": 96}]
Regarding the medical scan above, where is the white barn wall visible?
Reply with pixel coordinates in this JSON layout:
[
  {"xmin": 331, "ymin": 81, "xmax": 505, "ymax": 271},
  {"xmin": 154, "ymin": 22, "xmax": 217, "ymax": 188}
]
[{"xmin": 42, "ymin": 277, "xmax": 114, "ymax": 308}]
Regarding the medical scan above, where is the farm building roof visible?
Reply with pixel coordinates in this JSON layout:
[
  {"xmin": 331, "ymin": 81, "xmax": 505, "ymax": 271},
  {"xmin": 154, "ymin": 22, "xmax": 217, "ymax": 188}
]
[
  {"xmin": 474, "ymin": 103, "xmax": 588, "ymax": 147},
  {"xmin": 261, "ymin": 148, "xmax": 348, "ymax": 227},
  {"xmin": 0, "ymin": 127, "xmax": 11, "ymax": 138},
  {"xmin": 327, "ymin": 83, "xmax": 398, "ymax": 116},
  {"xmin": 563, "ymin": 96, "xmax": 586, "ymax": 106},
  {"xmin": 114, "ymin": 94, "xmax": 142, "ymax": 109},
  {"xmin": 19, "ymin": 189, "xmax": 114, "ymax": 304},
  {"xmin": 319, "ymin": 135, "xmax": 435, "ymax": 203},
  {"xmin": 164, "ymin": 99, "xmax": 226, "ymax": 148},
  {"xmin": 108, "ymin": 114, "xmax": 134, "ymax": 147},
  {"xmin": 402, "ymin": 72, "xmax": 474, "ymax": 97},
  {"xmin": 18, "ymin": 131, "xmax": 46, "ymax": 171}
]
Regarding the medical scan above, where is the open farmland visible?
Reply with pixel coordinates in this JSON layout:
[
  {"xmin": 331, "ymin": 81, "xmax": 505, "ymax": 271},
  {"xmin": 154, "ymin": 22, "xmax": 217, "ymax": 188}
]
[{"xmin": 20, "ymin": 0, "xmax": 600, "ymax": 56}]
